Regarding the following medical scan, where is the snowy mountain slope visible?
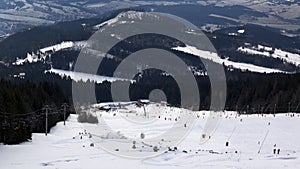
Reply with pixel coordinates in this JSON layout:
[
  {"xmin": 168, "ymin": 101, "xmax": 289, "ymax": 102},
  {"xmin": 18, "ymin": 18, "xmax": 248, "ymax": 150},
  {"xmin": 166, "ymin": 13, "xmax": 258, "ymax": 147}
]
[
  {"xmin": 0, "ymin": 0, "xmax": 193, "ymax": 37},
  {"xmin": 238, "ymin": 44, "xmax": 300, "ymax": 66},
  {"xmin": 0, "ymin": 0, "xmax": 300, "ymax": 38},
  {"xmin": 12, "ymin": 41, "xmax": 86, "ymax": 66},
  {"xmin": 73, "ymin": 11, "xmax": 300, "ymax": 74},
  {"xmin": 45, "ymin": 68, "xmax": 135, "ymax": 84},
  {"xmin": 9, "ymin": 34, "xmax": 287, "ymax": 75},
  {"xmin": 4, "ymin": 10, "xmax": 299, "ymax": 79},
  {"xmin": 1, "ymin": 102, "xmax": 300, "ymax": 169},
  {"xmin": 172, "ymin": 44, "xmax": 286, "ymax": 73}
]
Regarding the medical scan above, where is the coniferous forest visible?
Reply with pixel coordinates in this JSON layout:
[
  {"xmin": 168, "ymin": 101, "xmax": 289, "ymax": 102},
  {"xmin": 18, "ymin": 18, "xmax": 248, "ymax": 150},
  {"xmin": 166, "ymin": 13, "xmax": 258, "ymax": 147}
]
[
  {"xmin": 0, "ymin": 8, "xmax": 299, "ymax": 146},
  {"xmin": 117, "ymin": 70, "xmax": 300, "ymax": 113},
  {"xmin": 0, "ymin": 80, "xmax": 70, "ymax": 144}
]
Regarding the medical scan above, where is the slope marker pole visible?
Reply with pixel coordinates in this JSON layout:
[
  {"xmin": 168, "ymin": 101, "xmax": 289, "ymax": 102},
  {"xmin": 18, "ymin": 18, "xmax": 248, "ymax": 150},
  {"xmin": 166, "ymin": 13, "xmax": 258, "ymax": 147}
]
[
  {"xmin": 45, "ymin": 106, "xmax": 49, "ymax": 136},
  {"xmin": 258, "ymin": 130, "xmax": 269, "ymax": 154},
  {"xmin": 63, "ymin": 103, "xmax": 67, "ymax": 126}
]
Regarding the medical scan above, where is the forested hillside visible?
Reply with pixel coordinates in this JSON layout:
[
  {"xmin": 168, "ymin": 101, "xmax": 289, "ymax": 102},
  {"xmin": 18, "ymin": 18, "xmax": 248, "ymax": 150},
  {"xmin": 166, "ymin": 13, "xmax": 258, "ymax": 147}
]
[{"xmin": 0, "ymin": 80, "xmax": 70, "ymax": 144}]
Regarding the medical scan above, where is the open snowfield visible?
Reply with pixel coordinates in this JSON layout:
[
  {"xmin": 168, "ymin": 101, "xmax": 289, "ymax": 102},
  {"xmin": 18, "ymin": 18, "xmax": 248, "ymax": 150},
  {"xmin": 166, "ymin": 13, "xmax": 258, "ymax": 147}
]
[{"xmin": 1, "ymin": 102, "xmax": 300, "ymax": 169}]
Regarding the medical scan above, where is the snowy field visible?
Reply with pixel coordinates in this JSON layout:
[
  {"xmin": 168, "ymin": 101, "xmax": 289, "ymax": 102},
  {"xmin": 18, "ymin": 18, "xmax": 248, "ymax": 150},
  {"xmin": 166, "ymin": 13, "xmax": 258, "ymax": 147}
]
[{"xmin": 1, "ymin": 102, "xmax": 300, "ymax": 169}]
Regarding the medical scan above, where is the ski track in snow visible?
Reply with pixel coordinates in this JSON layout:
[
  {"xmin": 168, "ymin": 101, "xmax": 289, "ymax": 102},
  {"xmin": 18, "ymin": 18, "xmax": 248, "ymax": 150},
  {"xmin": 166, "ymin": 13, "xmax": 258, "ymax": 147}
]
[
  {"xmin": 12, "ymin": 41, "xmax": 87, "ymax": 66},
  {"xmin": 172, "ymin": 45, "xmax": 285, "ymax": 73},
  {"xmin": 45, "ymin": 68, "xmax": 135, "ymax": 84},
  {"xmin": 1, "ymin": 102, "xmax": 300, "ymax": 169},
  {"xmin": 238, "ymin": 45, "xmax": 300, "ymax": 67}
]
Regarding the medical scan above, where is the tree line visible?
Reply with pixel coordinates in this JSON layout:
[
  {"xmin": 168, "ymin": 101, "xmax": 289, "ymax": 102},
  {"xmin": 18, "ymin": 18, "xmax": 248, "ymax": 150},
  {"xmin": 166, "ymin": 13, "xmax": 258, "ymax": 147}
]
[
  {"xmin": 0, "ymin": 80, "xmax": 70, "ymax": 144},
  {"xmin": 90, "ymin": 70, "xmax": 300, "ymax": 113}
]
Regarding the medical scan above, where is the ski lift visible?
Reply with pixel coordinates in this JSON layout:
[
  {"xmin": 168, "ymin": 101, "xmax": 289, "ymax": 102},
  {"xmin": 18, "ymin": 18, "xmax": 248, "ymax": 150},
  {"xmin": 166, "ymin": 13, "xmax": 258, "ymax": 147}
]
[{"xmin": 12, "ymin": 121, "xmax": 20, "ymax": 130}]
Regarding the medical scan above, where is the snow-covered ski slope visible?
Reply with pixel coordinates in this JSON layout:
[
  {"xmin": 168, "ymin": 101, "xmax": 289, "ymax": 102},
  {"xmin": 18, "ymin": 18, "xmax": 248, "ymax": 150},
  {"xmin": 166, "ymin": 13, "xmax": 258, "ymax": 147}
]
[{"xmin": 1, "ymin": 102, "xmax": 300, "ymax": 169}]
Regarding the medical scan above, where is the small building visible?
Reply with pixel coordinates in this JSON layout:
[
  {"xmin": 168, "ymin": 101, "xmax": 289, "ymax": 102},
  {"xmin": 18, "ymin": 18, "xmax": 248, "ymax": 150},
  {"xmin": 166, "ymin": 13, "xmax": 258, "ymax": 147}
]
[{"xmin": 136, "ymin": 99, "xmax": 150, "ymax": 107}]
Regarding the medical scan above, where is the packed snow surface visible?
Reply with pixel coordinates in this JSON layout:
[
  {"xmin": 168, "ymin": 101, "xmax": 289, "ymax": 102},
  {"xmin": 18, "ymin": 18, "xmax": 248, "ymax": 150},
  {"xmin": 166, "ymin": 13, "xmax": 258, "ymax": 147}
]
[
  {"xmin": 238, "ymin": 44, "xmax": 300, "ymax": 66},
  {"xmin": 45, "ymin": 68, "xmax": 135, "ymax": 84},
  {"xmin": 93, "ymin": 11, "xmax": 159, "ymax": 29},
  {"xmin": 12, "ymin": 41, "xmax": 87, "ymax": 66},
  {"xmin": 1, "ymin": 102, "xmax": 300, "ymax": 169},
  {"xmin": 172, "ymin": 45, "xmax": 285, "ymax": 73}
]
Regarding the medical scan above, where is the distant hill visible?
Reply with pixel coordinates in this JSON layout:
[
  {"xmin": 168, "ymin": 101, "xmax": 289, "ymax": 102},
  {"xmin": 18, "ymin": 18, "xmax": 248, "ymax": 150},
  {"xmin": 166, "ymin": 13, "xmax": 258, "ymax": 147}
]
[{"xmin": 0, "ymin": 9, "xmax": 299, "ymax": 115}]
